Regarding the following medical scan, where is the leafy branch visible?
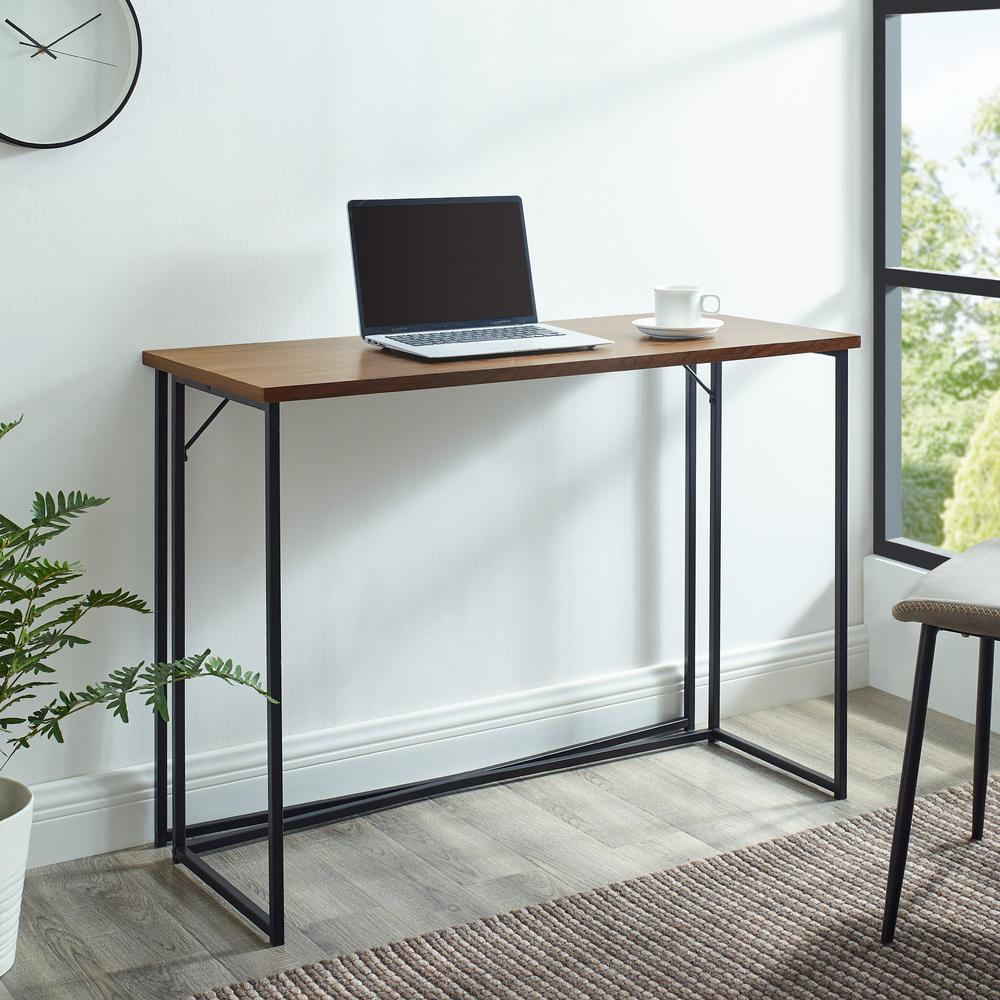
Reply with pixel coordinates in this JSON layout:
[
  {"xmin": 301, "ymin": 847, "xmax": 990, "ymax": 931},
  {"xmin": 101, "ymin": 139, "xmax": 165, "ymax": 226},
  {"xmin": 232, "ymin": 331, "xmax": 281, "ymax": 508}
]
[
  {"xmin": 0, "ymin": 417, "xmax": 272, "ymax": 773},
  {"xmin": 1, "ymin": 652, "xmax": 272, "ymax": 768}
]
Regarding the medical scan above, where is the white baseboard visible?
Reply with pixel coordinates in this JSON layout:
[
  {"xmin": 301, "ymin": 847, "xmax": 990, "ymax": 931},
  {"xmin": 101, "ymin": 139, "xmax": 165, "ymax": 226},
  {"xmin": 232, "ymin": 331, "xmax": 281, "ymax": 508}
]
[{"xmin": 27, "ymin": 625, "xmax": 867, "ymax": 868}]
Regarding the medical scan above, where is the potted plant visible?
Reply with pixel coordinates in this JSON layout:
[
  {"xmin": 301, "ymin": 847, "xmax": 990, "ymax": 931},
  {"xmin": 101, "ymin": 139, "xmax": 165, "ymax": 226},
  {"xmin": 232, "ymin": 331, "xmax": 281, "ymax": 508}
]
[{"xmin": 0, "ymin": 416, "xmax": 270, "ymax": 976}]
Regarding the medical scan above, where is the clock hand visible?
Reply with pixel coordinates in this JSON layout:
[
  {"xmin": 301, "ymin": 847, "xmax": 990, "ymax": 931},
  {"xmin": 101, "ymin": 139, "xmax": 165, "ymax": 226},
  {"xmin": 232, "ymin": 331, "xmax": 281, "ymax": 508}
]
[
  {"xmin": 30, "ymin": 11, "xmax": 102, "ymax": 58},
  {"xmin": 5, "ymin": 18, "xmax": 57, "ymax": 58},
  {"xmin": 18, "ymin": 41, "xmax": 116, "ymax": 67}
]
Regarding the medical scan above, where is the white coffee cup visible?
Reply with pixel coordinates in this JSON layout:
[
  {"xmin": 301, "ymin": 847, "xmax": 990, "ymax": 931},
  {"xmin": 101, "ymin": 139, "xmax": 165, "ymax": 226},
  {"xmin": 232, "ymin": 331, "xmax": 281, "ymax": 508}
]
[{"xmin": 654, "ymin": 285, "xmax": 722, "ymax": 328}]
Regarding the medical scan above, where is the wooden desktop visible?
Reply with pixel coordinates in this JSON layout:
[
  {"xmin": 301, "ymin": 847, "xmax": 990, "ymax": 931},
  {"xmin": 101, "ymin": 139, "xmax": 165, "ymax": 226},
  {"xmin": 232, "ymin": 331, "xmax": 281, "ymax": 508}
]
[{"xmin": 143, "ymin": 314, "xmax": 859, "ymax": 403}]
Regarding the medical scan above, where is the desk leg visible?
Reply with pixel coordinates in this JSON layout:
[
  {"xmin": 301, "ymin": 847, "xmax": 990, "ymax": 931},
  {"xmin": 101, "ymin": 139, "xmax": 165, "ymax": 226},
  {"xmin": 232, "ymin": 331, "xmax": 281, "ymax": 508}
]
[
  {"xmin": 710, "ymin": 351, "xmax": 848, "ymax": 797},
  {"xmin": 708, "ymin": 363, "xmax": 722, "ymax": 736},
  {"xmin": 153, "ymin": 372, "xmax": 169, "ymax": 848},
  {"xmin": 684, "ymin": 367, "xmax": 697, "ymax": 730},
  {"xmin": 171, "ymin": 378, "xmax": 187, "ymax": 861},
  {"xmin": 265, "ymin": 403, "xmax": 286, "ymax": 946},
  {"xmin": 160, "ymin": 386, "xmax": 286, "ymax": 943},
  {"xmin": 834, "ymin": 350, "xmax": 848, "ymax": 799}
]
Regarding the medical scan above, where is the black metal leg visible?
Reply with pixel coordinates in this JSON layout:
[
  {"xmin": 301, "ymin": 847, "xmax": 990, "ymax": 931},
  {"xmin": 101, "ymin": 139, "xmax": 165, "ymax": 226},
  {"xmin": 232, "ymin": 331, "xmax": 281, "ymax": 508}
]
[
  {"xmin": 882, "ymin": 624, "xmax": 937, "ymax": 944},
  {"xmin": 973, "ymin": 638, "xmax": 995, "ymax": 841},
  {"xmin": 163, "ymin": 388, "xmax": 285, "ymax": 943},
  {"xmin": 834, "ymin": 350, "xmax": 849, "ymax": 800},
  {"xmin": 684, "ymin": 366, "xmax": 697, "ymax": 730},
  {"xmin": 154, "ymin": 371, "xmax": 169, "ymax": 848},
  {"xmin": 708, "ymin": 362, "xmax": 722, "ymax": 735},
  {"xmin": 171, "ymin": 378, "xmax": 186, "ymax": 861},
  {"xmin": 265, "ymin": 403, "xmax": 285, "ymax": 947}
]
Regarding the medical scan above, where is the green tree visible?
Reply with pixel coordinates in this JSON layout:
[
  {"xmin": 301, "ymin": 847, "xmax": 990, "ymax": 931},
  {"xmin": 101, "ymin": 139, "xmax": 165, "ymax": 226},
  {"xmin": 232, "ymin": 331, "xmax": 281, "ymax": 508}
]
[
  {"xmin": 899, "ymin": 123, "xmax": 1000, "ymax": 547},
  {"xmin": 963, "ymin": 88, "xmax": 1000, "ymax": 193},
  {"xmin": 943, "ymin": 386, "xmax": 1000, "ymax": 551}
]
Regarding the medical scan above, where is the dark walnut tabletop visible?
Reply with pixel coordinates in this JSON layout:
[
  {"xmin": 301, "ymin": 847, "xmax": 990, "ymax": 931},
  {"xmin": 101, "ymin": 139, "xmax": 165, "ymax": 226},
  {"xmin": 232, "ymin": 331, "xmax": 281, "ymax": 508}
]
[{"xmin": 142, "ymin": 314, "xmax": 861, "ymax": 405}]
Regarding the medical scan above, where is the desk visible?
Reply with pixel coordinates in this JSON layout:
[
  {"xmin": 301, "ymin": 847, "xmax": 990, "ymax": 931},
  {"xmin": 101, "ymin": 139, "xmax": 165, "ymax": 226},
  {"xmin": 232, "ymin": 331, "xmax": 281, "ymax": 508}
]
[{"xmin": 143, "ymin": 314, "xmax": 860, "ymax": 945}]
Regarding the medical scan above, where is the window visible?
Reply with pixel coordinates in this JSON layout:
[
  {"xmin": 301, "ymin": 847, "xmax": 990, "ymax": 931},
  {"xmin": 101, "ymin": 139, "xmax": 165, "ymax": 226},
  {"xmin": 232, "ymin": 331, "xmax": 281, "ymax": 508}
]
[{"xmin": 876, "ymin": 1, "xmax": 1000, "ymax": 570}]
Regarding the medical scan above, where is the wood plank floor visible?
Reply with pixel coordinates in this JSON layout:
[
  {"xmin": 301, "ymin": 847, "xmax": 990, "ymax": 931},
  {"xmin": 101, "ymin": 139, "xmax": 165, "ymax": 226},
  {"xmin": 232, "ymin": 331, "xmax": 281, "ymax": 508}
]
[{"xmin": 3, "ymin": 687, "xmax": 994, "ymax": 1000}]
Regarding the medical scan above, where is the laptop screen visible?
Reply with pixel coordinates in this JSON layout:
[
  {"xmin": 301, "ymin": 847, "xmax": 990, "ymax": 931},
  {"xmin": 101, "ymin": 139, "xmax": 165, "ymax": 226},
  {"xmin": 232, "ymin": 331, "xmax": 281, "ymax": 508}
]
[{"xmin": 348, "ymin": 197, "xmax": 537, "ymax": 336}]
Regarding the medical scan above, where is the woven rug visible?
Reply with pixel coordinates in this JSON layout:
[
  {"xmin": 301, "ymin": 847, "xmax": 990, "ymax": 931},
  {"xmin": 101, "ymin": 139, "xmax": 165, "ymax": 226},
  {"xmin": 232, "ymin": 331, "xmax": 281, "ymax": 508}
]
[{"xmin": 193, "ymin": 779, "xmax": 1000, "ymax": 999}]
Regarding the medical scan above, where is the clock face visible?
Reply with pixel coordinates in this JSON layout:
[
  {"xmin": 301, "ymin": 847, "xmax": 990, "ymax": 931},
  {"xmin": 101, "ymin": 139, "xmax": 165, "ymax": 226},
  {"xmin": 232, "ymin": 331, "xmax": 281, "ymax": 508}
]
[{"xmin": 0, "ymin": 0, "xmax": 140, "ymax": 148}]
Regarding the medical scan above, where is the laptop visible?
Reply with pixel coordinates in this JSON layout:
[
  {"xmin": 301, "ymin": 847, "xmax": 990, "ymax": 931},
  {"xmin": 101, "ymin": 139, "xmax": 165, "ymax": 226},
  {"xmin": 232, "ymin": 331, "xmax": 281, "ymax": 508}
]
[{"xmin": 348, "ymin": 196, "xmax": 612, "ymax": 360}]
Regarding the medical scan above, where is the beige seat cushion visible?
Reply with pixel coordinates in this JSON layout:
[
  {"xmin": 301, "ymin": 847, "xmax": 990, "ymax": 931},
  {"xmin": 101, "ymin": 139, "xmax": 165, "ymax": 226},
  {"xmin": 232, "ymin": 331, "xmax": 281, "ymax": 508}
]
[{"xmin": 892, "ymin": 537, "xmax": 1000, "ymax": 639}]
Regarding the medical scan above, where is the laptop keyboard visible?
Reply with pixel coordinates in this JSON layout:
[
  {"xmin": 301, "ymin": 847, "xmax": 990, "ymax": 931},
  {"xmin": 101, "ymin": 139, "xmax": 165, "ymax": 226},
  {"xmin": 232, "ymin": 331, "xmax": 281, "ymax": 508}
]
[{"xmin": 386, "ymin": 325, "xmax": 564, "ymax": 347}]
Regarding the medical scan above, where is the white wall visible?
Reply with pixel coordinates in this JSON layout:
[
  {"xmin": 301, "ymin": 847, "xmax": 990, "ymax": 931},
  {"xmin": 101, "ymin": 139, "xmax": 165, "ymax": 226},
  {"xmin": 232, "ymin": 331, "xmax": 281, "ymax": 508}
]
[{"xmin": 0, "ymin": 0, "xmax": 873, "ymax": 865}]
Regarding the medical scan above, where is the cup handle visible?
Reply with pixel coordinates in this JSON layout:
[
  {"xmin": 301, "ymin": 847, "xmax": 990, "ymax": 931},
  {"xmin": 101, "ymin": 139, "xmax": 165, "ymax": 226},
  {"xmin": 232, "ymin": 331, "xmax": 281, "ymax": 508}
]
[{"xmin": 701, "ymin": 294, "xmax": 721, "ymax": 315}]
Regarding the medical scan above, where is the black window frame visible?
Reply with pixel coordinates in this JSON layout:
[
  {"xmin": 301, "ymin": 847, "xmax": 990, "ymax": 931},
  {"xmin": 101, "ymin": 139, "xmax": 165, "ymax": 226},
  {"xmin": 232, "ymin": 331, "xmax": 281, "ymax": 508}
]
[{"xmin": 874, "ymin": 0, "xmax": 1000, "ymax": 570}]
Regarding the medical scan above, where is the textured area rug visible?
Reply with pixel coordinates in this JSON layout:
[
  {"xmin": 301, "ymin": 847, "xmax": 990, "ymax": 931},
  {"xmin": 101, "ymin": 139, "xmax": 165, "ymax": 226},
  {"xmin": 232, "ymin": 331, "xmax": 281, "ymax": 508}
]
[{"xmin": 193, "ymin": 780, "xmax": 1000, "ymax": 999}]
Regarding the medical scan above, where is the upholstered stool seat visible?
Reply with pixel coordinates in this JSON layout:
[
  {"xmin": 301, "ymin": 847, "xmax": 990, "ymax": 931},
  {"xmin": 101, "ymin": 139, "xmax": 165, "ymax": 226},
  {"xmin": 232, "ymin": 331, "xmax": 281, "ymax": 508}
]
[
  {"xmin": 882, "ymin": 538, "xmax": 1000, "ymax": 945},
  {"xmin": 892, "ymin": 538, "xmax": 1000, "ymax": 639}
]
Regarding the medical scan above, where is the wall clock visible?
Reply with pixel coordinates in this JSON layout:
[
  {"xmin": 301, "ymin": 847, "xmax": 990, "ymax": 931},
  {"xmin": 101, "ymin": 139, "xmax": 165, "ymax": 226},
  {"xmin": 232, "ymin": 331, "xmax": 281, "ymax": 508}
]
[{"xmin": 0, "ymin": 1, "xmax": 141, "ymax": 148}]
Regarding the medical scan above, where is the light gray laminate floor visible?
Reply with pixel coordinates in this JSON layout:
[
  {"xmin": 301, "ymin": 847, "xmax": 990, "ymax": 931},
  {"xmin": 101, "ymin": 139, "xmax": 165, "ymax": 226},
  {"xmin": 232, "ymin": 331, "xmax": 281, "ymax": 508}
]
[{"xmin": 2, "ymin": 687, "xmax": 994, "ymax": 1000}]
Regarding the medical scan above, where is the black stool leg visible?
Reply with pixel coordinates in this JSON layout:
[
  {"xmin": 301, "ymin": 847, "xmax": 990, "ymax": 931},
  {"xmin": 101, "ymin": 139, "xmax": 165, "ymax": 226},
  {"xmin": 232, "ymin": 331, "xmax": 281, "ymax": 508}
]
[
  {"xmin": 882, "ymin": 624, "xmax": 938, "ymax": 945},
  {"xmin": 973, "ymin": 638, "xmax": 995, "ymax": 841}
]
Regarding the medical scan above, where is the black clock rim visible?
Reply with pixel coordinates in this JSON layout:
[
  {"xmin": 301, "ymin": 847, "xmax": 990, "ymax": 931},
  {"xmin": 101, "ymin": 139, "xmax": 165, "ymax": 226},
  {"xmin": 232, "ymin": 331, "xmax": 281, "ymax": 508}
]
[{"xmin": 0, "ymin": 0, "xmax": 142, "ymax": 150}]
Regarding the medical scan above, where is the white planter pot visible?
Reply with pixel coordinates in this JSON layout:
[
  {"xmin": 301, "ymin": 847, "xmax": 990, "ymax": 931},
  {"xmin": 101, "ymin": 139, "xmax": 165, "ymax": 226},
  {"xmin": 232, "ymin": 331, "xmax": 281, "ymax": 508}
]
[{"xmin": 0, "ymin": 777, "xmax": 33, "ymax": 977}]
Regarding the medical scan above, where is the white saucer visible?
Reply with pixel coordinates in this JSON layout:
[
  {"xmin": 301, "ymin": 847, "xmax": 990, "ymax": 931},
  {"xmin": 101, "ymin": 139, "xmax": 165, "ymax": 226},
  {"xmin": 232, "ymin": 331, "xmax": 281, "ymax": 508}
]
[{"xmin": 632, "ymin": 317, "xmax": 724, "ymax": 340}]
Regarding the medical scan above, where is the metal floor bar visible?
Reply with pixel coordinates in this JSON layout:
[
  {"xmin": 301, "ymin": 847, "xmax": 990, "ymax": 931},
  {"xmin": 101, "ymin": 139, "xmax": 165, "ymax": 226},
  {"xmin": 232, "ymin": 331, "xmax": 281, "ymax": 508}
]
[
  {"xmin": 176, "ymin": 847, "xmax": 271, "ymax": 937},
  {"xmin": 174, "ymin": 715, "xmax": 695, "ymax": 840},
  {"xmin": 180, "ymin": 722, "xmax": 708, "ymax": 855},
  {"xmin": 714, "ymin": 730, "xmax": 838, "ymax": 795},
  {"xmin": 176, "ymin": 718, "xmax": 843, "ymax": 858}
]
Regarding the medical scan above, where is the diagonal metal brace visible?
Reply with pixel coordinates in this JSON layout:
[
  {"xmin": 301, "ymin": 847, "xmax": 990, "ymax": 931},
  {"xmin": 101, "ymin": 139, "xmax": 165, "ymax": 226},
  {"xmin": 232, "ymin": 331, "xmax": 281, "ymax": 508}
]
[
  {"xmin": 683, "ymin": 365, "xmax": 714, "ymax": 399},
  {"xmin": 184, "ymin": 399, "xmax": 229, "ymax": 461}
]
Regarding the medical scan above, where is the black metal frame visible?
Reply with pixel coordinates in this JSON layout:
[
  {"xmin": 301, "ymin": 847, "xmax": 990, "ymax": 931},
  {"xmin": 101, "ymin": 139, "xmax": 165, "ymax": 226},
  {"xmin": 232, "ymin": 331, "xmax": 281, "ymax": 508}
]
[
  {"xmin": 874, "ymin": 0, "xmax": 1000, "ymax": 570},
  {"xmin": 152, "ymin": 352, "xmax": 850, "ymax": 946}
]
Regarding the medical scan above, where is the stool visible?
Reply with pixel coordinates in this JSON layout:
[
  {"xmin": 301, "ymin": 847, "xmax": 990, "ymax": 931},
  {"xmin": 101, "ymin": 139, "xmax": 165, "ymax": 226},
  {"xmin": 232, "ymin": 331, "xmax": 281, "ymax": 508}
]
[{"xmin": 881, "ymin": 538, "xmax": 1000, "ymax": 944}]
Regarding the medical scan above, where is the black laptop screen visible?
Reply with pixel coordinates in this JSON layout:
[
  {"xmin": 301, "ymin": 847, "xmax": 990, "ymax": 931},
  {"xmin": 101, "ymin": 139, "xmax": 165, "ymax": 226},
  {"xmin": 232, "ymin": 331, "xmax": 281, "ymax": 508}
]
[{"xmin": 349, "ymin": 198, "xmax": 537, "ymax": 334}]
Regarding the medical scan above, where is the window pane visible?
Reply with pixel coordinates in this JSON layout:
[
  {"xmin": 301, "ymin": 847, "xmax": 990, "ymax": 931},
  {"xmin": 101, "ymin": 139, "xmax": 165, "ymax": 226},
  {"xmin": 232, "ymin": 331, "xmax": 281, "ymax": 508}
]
[
  {"xmin": 899, "ymin": 287, "xmax": 1000, "ymax": 552},
  {"xmin": 899, "ymin": 10, "xmax": 1000, "ymax": 278}
]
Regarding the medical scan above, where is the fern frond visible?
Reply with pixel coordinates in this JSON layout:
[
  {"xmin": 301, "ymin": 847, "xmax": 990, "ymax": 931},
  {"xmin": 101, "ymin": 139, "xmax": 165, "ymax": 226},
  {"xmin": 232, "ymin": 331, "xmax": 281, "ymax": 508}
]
[
  {"xmin": 4, "ymin": 651, "xmax": 274, "ymax": 753},
  {"xmin": 0, "ymin": 417, "xmax": 22, "ymax": 442},
  {"xmin": 83, "ymin": 589, "xmax": 149, "ymax": 614},
  {"xmin": 29, "ymin": 491, "xmax": 108, "ymax": 544}
]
